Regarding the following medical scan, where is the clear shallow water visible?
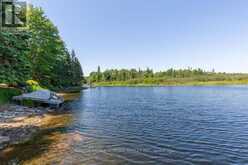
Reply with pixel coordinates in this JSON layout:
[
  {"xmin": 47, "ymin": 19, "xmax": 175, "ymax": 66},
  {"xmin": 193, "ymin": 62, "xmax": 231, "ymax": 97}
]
[{"xmin": 2, "ymin": 86, "xmax": 248, "ymax": 164}]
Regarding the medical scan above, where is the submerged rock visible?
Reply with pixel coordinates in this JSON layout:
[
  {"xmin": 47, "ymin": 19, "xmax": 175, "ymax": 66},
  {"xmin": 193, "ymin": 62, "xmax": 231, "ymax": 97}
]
[
  {"xmin": 0, "ymin": 136, "xmax": 10, "ymax": 150},
  {"xmin": 0, "ymin": 104, "xmax": 68, "ymax": 150}
]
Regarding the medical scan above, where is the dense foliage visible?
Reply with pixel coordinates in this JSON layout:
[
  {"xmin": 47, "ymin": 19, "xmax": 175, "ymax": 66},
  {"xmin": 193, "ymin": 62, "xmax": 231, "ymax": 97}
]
[
  {"xmin": 89, "ymin": 67, "xmax": 248, "ymax": 86},
  {"xmin": 0, "ymin": 31, "xmax": 32, "ymax": 84},
  {"xmin": 0, "ymin": 88, "xmax": 22, "ymax": 105},
  {"xmin": 0, "ymin": 6, "xmax": 83, "ymax": 90},
  {"xmin": 90, "ymin": 67, "xmax": 206, "ymax": 82}
]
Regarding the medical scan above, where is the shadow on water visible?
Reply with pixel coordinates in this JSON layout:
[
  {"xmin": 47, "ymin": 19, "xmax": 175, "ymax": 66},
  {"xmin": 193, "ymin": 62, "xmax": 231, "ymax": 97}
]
[{"xmin": 59, "ymin": 92, "xmax": 81, "ymax": 102}]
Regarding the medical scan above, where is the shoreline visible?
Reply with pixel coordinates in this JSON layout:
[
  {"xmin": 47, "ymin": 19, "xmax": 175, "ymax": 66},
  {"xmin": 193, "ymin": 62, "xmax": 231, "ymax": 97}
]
[
  {"xmin": 92, "ymin": 81, "xmax": 248, "ymax": 87},
  {"xmin": 0, "ymin": 104, "xmax": 72, "ymax": 151}
]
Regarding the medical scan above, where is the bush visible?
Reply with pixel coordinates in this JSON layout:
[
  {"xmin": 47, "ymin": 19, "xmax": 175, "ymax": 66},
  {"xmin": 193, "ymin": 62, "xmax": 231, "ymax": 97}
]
[
  {"xmin": 26, "ymin": 80, "xmax": 44, "ymax": 92},
  {"xmin": 26, "ymin": 80, "xmax": 39, "ymax": 86}
]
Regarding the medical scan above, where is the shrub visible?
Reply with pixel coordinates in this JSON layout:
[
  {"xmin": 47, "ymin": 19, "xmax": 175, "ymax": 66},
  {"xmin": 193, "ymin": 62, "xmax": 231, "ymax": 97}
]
[
  {"xmin": 26, "ymin": 80, "xmax": 39, "ymax": 86},
  {"xmin": 26, "ymin": 80, "xmax": 44, "ymax": 92}
]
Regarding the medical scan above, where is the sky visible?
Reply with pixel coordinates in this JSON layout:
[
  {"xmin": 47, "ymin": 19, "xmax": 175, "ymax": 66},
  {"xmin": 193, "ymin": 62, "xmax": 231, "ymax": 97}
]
[{"xmin": 29, "ymin": 0, "xmax": 248, "ymax": 75}]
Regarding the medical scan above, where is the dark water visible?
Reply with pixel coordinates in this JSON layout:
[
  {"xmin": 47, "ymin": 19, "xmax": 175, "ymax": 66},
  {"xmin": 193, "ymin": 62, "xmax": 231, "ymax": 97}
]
[{"xmin": 2, "ymin": 86, "xmax": 248, "ymax": 165}]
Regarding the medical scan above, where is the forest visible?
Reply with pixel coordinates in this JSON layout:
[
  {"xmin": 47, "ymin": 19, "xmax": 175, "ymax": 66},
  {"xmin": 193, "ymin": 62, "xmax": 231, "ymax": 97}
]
[
  {"xmin": 89, "ymin": 67, "xmax": 248, "ymax": 86},
  {"xmin": 1, "ymin": 5, "xmax": 247, "ymax": 90},
  {"xmin": 0, "ymin": 6, "xmax": 84, "ymax": 91}
]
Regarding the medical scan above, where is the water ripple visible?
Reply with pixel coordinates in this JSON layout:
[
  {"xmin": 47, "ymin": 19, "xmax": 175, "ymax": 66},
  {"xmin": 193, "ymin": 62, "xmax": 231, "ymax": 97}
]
[{"xmin": 5, "ymin": 86, "xmax": 248, "ymax": 164}]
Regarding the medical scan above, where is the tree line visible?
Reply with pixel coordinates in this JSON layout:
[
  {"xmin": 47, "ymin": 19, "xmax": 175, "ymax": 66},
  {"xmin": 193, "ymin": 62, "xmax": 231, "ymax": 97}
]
[
  {"xmin": 89, "ymin": 67, "xmax": 248, "ymax": 85},
  {"xmin": 89, "ymin": 67, "xmax": 208, "ymax": 82},
  {"xmin": 0, "ymin": 6, "xmax": 84, "ymax": 90}
]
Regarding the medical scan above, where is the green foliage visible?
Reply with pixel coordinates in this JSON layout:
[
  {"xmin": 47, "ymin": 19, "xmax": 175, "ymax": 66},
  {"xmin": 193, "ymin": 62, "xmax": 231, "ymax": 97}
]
[
  {"xmin": 89, "ymin": 67, "xmax": 156, "ymax": 83},
  {"xmin": 0, "ymin": 88, "xmax": 22, "ymax": 105},
  {"xmin": 89, "ymin": 67, "xmax": 248, "ymax": 86},
  {"xmin": 26, "ymin": 80, "xmax": 39, "ymax": 86},
  {"xmin": 26, "ymin": 80, "xmax": 44, "ymax": 92},
  {"xmin": 0, "ymin": 30, "xmax": 32, "ymax": 84},
  {"xmin": 28, "ymin": 7, "xmax": 83, "ymax": 89},
  {"xmin": 0, "ymin": 6, "xmax": 84, "ymax": 91},
  {"xmin": 52, "ymin": 50, "xmax": 84, "ymax": 90}
]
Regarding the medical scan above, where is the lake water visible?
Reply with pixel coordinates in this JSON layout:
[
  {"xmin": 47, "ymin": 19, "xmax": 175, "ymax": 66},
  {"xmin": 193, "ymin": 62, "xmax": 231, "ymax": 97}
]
[{"xmin": 2, "ymin": 86, "xmax": 248, "ymax": 164}]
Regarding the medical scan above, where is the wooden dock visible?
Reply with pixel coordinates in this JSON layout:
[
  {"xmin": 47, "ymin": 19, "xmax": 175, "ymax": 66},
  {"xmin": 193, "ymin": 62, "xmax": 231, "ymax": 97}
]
[{"xmin": 13, "ymin": 90, "xmax": 64, "ymax": 108}]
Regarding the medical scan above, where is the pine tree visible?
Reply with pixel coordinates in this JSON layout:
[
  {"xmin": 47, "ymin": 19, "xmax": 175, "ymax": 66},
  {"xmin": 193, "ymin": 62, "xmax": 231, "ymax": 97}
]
[{"xmin": 97, "ymin": 66, "xmax": 102, "ymax": 82}]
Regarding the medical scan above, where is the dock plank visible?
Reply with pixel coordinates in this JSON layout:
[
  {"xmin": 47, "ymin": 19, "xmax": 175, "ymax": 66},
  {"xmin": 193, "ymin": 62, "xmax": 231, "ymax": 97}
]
[{"xmin": 13, "ymin": 90, "xmax": 64, "ymax": 107}]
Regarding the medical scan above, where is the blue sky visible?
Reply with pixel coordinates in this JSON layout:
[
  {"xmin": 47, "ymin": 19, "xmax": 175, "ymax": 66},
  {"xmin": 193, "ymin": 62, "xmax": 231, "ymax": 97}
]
[{"xmin": 30, "ymin": 0, "xmax": 248, "ymax": 75}]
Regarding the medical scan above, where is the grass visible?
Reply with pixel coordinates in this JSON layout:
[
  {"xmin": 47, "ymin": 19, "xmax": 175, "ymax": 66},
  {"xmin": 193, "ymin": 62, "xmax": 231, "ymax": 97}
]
[{"xmin": 0, "ymin": 87, "xmax": 22, "ymax": 105}]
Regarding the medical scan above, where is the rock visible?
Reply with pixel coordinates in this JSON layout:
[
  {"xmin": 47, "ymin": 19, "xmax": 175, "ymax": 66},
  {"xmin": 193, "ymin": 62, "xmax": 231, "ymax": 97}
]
[
  {"xmin": 0, "ymin": 104, "xmax": 59, "ymax": 150},
  {"xmin": 0, "ymin": 136, "xmax": 10, "ymax": 143},
  {"xmin": 0, "ymin": 136, "xmax": 10, "ymax": 149}
]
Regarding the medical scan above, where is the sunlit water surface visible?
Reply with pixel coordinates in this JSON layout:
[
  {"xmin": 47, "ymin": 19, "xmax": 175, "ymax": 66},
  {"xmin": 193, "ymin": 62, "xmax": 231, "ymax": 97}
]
[{"xmin": 1, "ymin": 86, "xmax": 248, "ymax": 165}]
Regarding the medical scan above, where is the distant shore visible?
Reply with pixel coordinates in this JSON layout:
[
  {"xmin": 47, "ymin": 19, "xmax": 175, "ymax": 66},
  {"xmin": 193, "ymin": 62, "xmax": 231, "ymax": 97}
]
[{"xmin": 92, "ymin": 79, "xmax": 248, "ymax": 87}]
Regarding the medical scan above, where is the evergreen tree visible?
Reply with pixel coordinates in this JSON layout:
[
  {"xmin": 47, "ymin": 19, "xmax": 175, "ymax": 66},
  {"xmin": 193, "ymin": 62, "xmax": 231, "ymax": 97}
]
[
  {"xmin": 0, "ymin": 6, "xmax": 84, "ymax": 90},
  {"xmin": 97, "ymin": 66, "xmax": 102, "ymax": 82},
  {"xmin": 27, "ymin": 6, "xmax": 84, "ymax": 89}
]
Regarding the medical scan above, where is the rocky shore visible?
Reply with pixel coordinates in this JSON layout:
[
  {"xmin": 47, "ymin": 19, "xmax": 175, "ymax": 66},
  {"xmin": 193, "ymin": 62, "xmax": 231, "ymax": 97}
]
[{"xmin": 0, "ymin": 104, "xmax": 71, "ymax": 150}]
